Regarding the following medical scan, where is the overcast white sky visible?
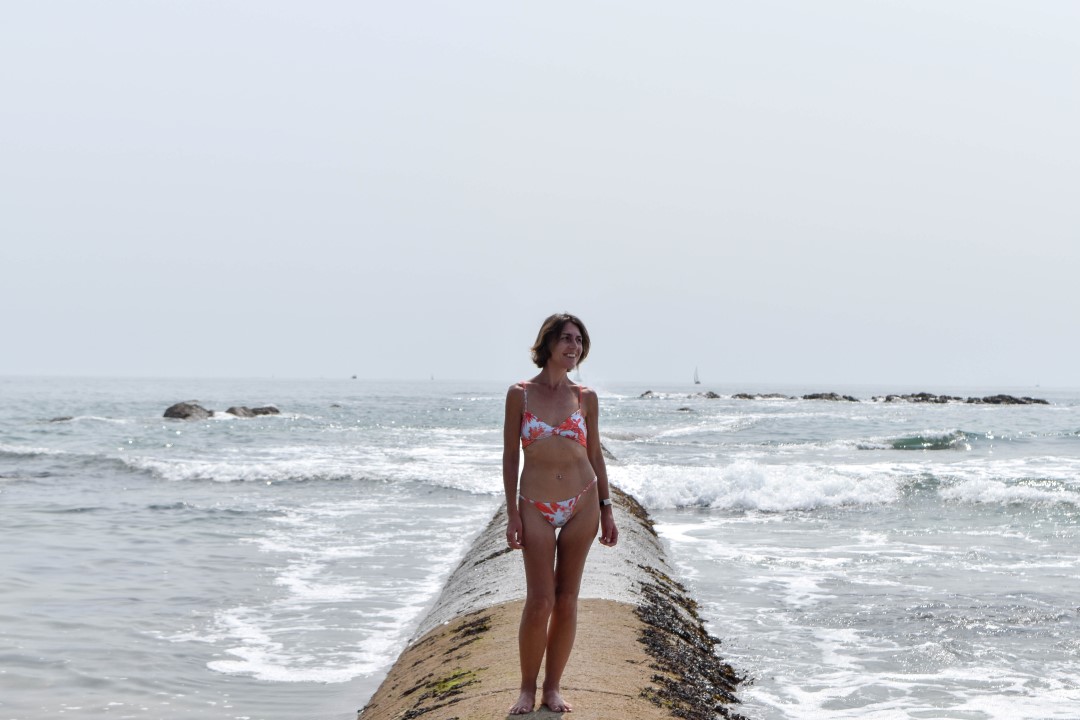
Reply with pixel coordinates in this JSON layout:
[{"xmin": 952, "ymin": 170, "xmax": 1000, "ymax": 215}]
[{"xmin": 2, "ymin": 1, "xmax": 1077, "ymax": 387}]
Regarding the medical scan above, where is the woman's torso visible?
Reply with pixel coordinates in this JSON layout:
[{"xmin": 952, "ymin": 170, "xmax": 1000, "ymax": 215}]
[{"xmin": 518, "ymin": 382, "xmax": 594, "ymax": 501}]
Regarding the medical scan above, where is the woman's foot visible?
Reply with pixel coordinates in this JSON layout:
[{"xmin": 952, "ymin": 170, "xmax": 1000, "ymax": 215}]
[
  {"xmin": 508, "ymin": 689, "xmax": 536, "ymax": 715},
  {"xmin": 541, "ymin": 688, "xmax": 572, "ymax": 712}
]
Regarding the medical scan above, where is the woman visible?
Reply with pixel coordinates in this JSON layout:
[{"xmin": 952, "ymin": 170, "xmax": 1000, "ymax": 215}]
[{"xmin": 503, "ymin": 313, "xmax": 619, "ymax": 714}]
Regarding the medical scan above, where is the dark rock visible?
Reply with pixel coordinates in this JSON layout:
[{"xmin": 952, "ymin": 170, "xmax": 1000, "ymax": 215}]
[
  {"xmin": 632, "ymin": 389, "xmax": 1049, "ymax": 406},
  {"xmin": 902, "ymin": 392, "xmax": 962, "ymax": 404},
  {"xmin": 967, "ymin": 394, "xmax": 1048, "ymax": 405},
  {"xmin": 802, "ymin": 392, "xmax": 858, "ymax": 402},
  {"xmin": 677, "ymin": 407, "xmax": 693, "ymax": 412},
  {"xmin": 164, "ymin": 402, "xmax": 212, "ymax": 420},
  {"xmin": 802, "ymin": 392, "xmax": 840, "ymax": 401},
  {"xmin": 49, "ymin": 416, "xmax": 74, "ymax": 423},
  {"xmin": 874, "ymin": 393, "xmax": 959, "ymax": 403},
  {"xmin": 872, "ymin": 392, "xmax": 1048, "ymax": 405},
  {"xmin": 226, "ymin": 405, "xmax": 280, "ymax": 417},
  {"xmin": 330, "ymin": 403, "xmax": 342, "ymax": 408}
]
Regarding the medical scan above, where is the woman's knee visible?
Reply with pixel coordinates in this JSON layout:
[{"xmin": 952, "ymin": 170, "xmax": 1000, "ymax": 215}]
[
  {"xmin": 523, "ymin": 591, "xmax": 555, "ymax": 619},
  {"xmin": 553, "ymin": 587, "xmax": 580, "ymax": 615}
]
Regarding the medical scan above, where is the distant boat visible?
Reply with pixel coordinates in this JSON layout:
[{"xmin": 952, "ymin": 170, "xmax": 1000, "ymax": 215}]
[
  {"xmin": 693, "ymin": 367, "xmax": 701, "ymax": 385},
  {"xmin": 351, "ymin": 375, "xmax": 357, "ymax": 380}
]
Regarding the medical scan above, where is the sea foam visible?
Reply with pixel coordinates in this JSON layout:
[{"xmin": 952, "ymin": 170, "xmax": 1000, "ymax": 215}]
[{"xmin": 616, "ymin": 461, "xmax": 902, "ymax": 511}]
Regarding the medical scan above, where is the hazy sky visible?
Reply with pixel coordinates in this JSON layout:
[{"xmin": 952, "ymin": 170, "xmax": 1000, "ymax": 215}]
[{"xmin": 3, "ymin": 1, "xmax": 1077, "ymax": 387}]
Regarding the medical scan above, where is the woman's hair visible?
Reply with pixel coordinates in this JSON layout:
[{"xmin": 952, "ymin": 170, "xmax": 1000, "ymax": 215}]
[{"xmin": 531, "ymin": 313, "xmax": 591, "ymax": 368}]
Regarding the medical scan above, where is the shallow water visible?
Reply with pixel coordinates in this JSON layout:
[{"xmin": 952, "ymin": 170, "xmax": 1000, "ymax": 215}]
[{"xmin": 1, "ymin": 377, "xmax": 1077, "ymax": 719}]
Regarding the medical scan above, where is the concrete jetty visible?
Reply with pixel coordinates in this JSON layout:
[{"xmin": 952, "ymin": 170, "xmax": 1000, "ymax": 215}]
[{"xmin": 357, "ymin": 488, "xmax": 745, "ymax": 720}]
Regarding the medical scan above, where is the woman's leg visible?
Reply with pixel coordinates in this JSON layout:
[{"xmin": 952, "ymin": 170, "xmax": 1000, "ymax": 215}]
[
  {"xmin": 542, "ymin": 500, "xmax": 600, "ymax": 712},
  {"xmin": 509, "ymin": 503, "xmax": 557, "ymax": 715}
]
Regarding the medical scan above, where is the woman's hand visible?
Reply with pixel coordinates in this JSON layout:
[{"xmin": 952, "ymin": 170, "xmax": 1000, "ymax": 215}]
[
  {"xmin": 506, "ymin": 512, "xmax": 524, "ymax": 550},
  {"xmin": 599, "ymin": 509, "xmax": 618, "ymax": 547}
]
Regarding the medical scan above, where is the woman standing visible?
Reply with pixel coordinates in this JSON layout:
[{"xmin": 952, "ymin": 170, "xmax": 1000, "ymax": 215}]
[{"xmin": 503, "ymin": 313, "xmax": 619, "ymax": 714}]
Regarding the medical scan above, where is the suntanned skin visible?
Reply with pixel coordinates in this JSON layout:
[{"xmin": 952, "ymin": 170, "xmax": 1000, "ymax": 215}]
[{"xmin": 503, "ymin": 321, "xmax": 619, "ymax": 714}]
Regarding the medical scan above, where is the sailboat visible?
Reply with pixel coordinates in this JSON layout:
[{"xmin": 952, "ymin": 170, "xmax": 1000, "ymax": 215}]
[{"xmin": 693, "ymin": 367, "xmax": 701, "ymax": 385}]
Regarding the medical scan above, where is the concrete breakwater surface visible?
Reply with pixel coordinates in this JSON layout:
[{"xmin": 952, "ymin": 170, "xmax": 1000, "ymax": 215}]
[{"xmin": 359, "ymin": 487, "xmax": 745, "ymax": 720}]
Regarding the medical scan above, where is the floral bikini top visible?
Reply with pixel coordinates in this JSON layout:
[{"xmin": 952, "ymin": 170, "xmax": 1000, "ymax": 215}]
[{"xmin": 520, "ymin": 382, "xmax": 588, "ymax": 449}]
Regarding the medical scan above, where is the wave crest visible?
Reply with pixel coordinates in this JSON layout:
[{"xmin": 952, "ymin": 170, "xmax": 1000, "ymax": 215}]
[
  {"xmin": 616, "ymin": 461, "xmax": 901, "ymax": 512},
  {"xmin": 941, "ymin": 478, "xmax": 1079, "ymax": 507},
  {"xmin": 893, "ymin": 430, "xmax": 973, "ymax": 451}
]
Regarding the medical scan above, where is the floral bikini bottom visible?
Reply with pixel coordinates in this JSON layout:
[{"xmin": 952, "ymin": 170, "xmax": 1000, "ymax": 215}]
[{"xmin": 519, "ymin": 478, "xmax": 598, "ymax": 528}]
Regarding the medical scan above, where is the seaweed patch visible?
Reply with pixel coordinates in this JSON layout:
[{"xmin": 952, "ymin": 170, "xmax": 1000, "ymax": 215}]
[
  {"xmin": 443, "ymin": 612, "xmax": 491, "ymax": 655},
  {"xmin": 389, "ymin": 669, "xmax": 480, "ymax": 720},
  {"xmin": 359, "ymin": 611, "xmax": 491, "ymax": 719},
  {"xmin": 635, "ymin": 565, "xmax": 748, "ymax": 720},
  {"xmin": 474, "ymin": 546, "xmax": 513, "ymax": 565},
  {"xmin": 614, "ymin": 486, "xmax": 658, "ymax": 536}
]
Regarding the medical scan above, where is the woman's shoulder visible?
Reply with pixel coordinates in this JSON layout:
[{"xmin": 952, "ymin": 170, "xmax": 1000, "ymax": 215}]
[
  {"xmin": 575, "ymin": 383, "xmax": 598, "ymax": 403},
  {"xmin": 504, "ymin": 384, "xmax": 526, "ymax": 417},
  {"xmin": 509, "ymin": 374, "xmax": 543, "ymax": 394}
]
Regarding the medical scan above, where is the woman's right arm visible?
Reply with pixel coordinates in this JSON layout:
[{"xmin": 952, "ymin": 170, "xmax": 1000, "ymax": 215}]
[{"xmin": 503, "ymin": 384, "xmax": 525, "ymax": 549}]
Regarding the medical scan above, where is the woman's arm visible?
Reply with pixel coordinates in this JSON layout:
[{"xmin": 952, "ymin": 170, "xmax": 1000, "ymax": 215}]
[
  {"xmin": 503, "ymin": 384, "xmax": 525, "ymax": 549},
  {"xmin": 584, "ymin": 387, "xmax": 618, "ymax": 547}
]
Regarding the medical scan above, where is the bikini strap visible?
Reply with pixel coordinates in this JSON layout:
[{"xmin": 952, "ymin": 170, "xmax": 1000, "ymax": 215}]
[
  {"xmin": 521, "ymin": 381, "xmax": 529, "ymax": 410},
  {"xmin": 577, "ymin": 384, "xmax": 583, "ymax": 408}
]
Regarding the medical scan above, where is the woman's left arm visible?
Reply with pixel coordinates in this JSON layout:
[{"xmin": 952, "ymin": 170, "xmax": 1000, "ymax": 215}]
[{"xmin": 584, "ymin": 387, "xmax": 618, "ymax": 547}]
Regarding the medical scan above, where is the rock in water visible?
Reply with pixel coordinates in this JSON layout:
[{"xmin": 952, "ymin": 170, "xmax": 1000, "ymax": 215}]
[
  {"xmin": 226, "ymin": 406, "xmax": 280, "ymax": 417},
  {"xmin": 968, "ymin": 394, "xmax": 1049, "ymax": 405},
  {"xmin": 802, "ymin": 392, "xmax": 858, "ymax": 402},
  {"xmin": 163, "ymin": 402, "xmax": 212, "ymax": 420}
]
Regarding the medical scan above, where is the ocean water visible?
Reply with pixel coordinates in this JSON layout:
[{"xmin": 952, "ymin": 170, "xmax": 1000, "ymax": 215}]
[{"xmin": 1, "ymin": 377, "xmax": 1077, "ymax": 720}]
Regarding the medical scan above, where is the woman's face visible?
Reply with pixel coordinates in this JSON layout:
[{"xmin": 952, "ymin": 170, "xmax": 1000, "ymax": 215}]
[{"xmin": 549, "ymin": 322, "xmax": 584, "ymax": 370}]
